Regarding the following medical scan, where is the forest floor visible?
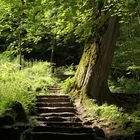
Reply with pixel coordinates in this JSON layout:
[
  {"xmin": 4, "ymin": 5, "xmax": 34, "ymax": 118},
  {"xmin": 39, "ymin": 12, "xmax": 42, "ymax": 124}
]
[
  {"xmin": 74, "ymin": 92, "xmax": 140, "ymax": 139},
  {"xmin": 57, "ymin": 73, "xmax": 140, "ymax": 139}
]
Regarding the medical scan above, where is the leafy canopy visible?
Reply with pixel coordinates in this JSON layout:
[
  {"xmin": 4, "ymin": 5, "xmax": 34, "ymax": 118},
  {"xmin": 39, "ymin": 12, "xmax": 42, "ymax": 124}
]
[{"xmin": 0, "ymin": 0, "xmax": 138, "ymax": 55}]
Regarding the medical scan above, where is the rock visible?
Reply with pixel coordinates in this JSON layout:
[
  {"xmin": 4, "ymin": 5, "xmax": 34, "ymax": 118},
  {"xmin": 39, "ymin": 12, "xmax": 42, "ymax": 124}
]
[
  {"xmin": 27, "ymin": 103, "xmax": 36, "ymax": 116},
  {"xmin": 20, "ymin": 129, "xmax": 32, "ymax": 140},
  {"xmin": 0, "ymin": 127, "xmax": 19, "ymax": 140},
  {"xmin": 7, "ymin": 101, "xmax": 28, "ymax": 123},
  {"xmin": 108, "ymin": 135, "xmax": 127, "ymax": 140},
  {"xmin": 35, "ymin": 87, "xmax": 42, "ymax": 92},
  {"xmin": 133, "ymin": 129, "xmax": 140, "ymax": 140},
  {"xmin": 93, "ymin": 126, "xmax": 105, "ymax": 138},
  {"xmin": 83, "ymin": 120, "xmax": 93, "ymax": 125},
  {"xmin": 96, "ymin": 137, "xmax": 106, "ymax": 140},
  {"xmin": 123, "ymin": 120, "xmax": 132, "ymax": 129},
  {"xmin": 0, "ymin": 115, "xmax": 14, "ymax": 126}
]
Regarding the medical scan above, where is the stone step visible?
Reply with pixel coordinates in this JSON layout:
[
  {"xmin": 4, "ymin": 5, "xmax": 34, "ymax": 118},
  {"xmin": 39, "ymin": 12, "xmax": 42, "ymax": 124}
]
[
  {"xmin": 37, "ymin": 121, "xmax": 83, "ymax": 127},
  {"xmin": 36, "ymin": 102, "xmax": 74, "ymax": 107},
  {"xmin": 36, "ymin": 107, "xmax": 76, "ymax": 113},
  {"xmin": 36, "ymin": 95, "xmax": 68, "ymax": 99},
  {"xmin": 33, "ymin": 126, "xmax": 94, "ymax": 133},
  {"xmin": 31, "ymin": 94, "xmax": 96, "ymax": 139},
  {"xmin": 31, "ymin": 131, "xmax": 95, "ymax": 139},
  {"xmin": 48, "ymin": 86, "xmax": 61, "ymax": 91},
  {"xmin": 38, "ymin": 112, "xmax": 76, "ymax": 117},
  {"xmin": 0, "ymin": 124, "xmax": 30, "ymax": 140},
  {"xmin": 36, "ymin": 98, "xmax": 71, "ymax": 103},
  {"xmin": 35, "ymin": 116, "xmax": 81, "ymax": 122}
]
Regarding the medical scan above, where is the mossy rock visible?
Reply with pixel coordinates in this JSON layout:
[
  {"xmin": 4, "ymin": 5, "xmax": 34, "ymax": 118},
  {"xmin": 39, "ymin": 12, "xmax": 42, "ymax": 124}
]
[
  {"xmin": 20, "ymin": 129, "xmax": 32, "ymax": 140},
  {"xmin": 108, "ymin": 135, "xmax": 127, "ymax": 140},
  {"xmin": 5, "ymin": 101, "xmax": 28, "ymax": 123},
  {"xmin": 0, "ymin": 115, "xmax": 14, "ymax": 126},
  {"xmin": 133, "ymin": 129, "xmax": 140, "ymax": 140}
]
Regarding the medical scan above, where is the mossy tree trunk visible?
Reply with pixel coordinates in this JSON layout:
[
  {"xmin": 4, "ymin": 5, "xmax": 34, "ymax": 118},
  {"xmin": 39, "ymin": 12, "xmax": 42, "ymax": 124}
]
[{"xmin": 72, "ymin": 16, "xmax": 119, "ymax": 104}]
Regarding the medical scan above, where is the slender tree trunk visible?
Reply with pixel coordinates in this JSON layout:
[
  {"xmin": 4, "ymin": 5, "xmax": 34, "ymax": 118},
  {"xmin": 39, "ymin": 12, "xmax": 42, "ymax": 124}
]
[
  {"xmin": 50, "ymin": 37, "xmax": 56, "ymax": 73},
  {"xmin": 18, "ymin": 0, "xmax": 24, "ymax": 70},
  {"xmin": 18, "ymin": 33, "xmax": 22, "ymax": 70},
  {"xmin": 71, "ymin": 16, "xmax": 119, "ymax": 104},
  {"xmin": 50, "ymin": 46, "xmax": 55, "ymax": 73},
  {"xmin": 50, "ymin": 46, "xmax": 54, "ymax": 64}
]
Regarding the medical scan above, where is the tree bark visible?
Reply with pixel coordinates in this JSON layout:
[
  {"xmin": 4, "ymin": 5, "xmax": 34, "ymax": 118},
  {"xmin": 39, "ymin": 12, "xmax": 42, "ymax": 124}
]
[{"xmin": 71, "ymin": 16, "xmax": 119, "ymax": 104}]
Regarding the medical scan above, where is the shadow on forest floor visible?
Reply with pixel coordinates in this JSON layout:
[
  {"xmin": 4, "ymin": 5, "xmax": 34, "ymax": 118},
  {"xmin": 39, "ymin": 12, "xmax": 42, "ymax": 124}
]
[
  {"xmin": 111, "ymin": 93, "xmax": 140, "ymax": 113},
  {"xmin": 56, "ymin": 72, "xmax": 140, "ymax": 114}
]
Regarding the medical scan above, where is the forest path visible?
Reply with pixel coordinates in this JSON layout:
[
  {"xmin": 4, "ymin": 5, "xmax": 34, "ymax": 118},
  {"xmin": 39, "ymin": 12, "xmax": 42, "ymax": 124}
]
[
  {"xmin": 31, "ymin": 91, "xmax": 101, "ymax": 139},
  {"xmin": 32, "ymin": 79, "xmax": 140, "ymax": 140}
]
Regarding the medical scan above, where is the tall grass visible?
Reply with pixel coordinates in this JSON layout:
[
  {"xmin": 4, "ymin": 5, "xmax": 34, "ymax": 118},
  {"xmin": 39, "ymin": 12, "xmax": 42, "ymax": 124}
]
[{"xmin": 0, "ymin": 56, "xmax": 59, "ymax": 116}]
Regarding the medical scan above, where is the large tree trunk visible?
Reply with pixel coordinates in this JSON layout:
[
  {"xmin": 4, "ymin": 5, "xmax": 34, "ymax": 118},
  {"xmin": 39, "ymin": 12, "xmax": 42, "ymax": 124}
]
[{"xmin": 71, "ymin": 16, "xmax": 119, "ymax": 104}]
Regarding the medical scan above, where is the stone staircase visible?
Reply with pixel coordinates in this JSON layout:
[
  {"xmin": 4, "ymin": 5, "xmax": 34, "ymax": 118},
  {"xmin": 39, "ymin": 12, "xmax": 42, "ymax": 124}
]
[{"xmin": 31, "ymin": 94, "xmax": 97, "ymax": 139}]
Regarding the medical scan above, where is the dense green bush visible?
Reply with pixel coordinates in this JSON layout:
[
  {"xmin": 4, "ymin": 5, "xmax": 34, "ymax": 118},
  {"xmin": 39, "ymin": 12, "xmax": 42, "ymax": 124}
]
[{"xmin": 0, "ymin": 57, "xmax": 59, "ymax": 117}]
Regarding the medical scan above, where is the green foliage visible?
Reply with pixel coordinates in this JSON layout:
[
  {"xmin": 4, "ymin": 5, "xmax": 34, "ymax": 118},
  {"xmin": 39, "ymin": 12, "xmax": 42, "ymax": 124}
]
[
  {"xmin": 0, "ymin": 0, "xmax": 46, "ymax": 56},
  {"xmin": 125, "ymin": 104, "xmax": 140, "ymax": 134},
  {"xmin": 80, "ymin": 96, "xmax": 140, "ymax": 135},
  {"xmin": 84, "ymin": 98, "xmax": 125, "ymax": 122},
  {"xmin": 0, "ymin": 78, "xmax": 35, "ymax": 115},
  {"xmin": 20, "ymin": 128, "xmax": 32, "ymax": 140},
  {"xmin": 61, "ymin": 77, "xmax": 75, "ymax": 94},
  {"xmin": 64, "ymin": 64, "xmax": 77, "ymax": 75},
  {"xmin": 127, "ymin": 66, "xmax": 140, "ymax": 80},
  {"xmin": 109, "ymin": 0, "xmax": 140, "ymax": 94},
  {"xmin": 126, "ymin": 121, "xmax": 140, "ymax": 135},
  {"xmin": 0, "ymin": 0, "xmax": 132, "ymax": 57},
  {"xmin": 109, "ymin": 78, "xmax": 140, "ymax": 93},
  {"xmin": 97, "ymin": 104, "xmax": 123, "ymax": 120},
  {"xmin": 0, "ymin": 57, "xmax": 59, "ymax": 116},
  {"xmin": 24, "ymin": 61, "xmax": 59, "ymax": 91},
  {"xmin": 57, "ymin": 64, "xmax": 77, "ymax": 75},
  {"xmin": 112, "ymin": 38, "xmax": 140, "ymax": 77}
]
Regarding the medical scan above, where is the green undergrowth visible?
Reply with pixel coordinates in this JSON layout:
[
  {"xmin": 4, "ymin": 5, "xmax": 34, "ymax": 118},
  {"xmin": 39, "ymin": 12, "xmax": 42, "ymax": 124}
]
[
  {"xmin": 59, "ymin": 64, "xmax": 140, "ymax": 136},
  {"xmin": 77, "ymin": 95, "xmax": 140, "ymax": 135},
  {"xmin": 60, "ymin": 66, "xmax": 140, "ymax": 95},
  {"xmin": 109, "ymin": 77, "xmax": 140, "ymax": 94},
  {"xmin": 60, "ymin": 77, "xmax": 75, "ymax": 94},
  {"xmin": 0, "ymin": 56, "xmax": 59, "ymax": 120},
  {"xmin": 57, "ymin": 64, "xmax": 76, "ymax": 94},
  {"xmin": 59, "ymin": 67, "xmax": 140, "ymax": 135},
  {"xmin": 56, "ymin": 64, "xmax": 77, "ymax": 76}
]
